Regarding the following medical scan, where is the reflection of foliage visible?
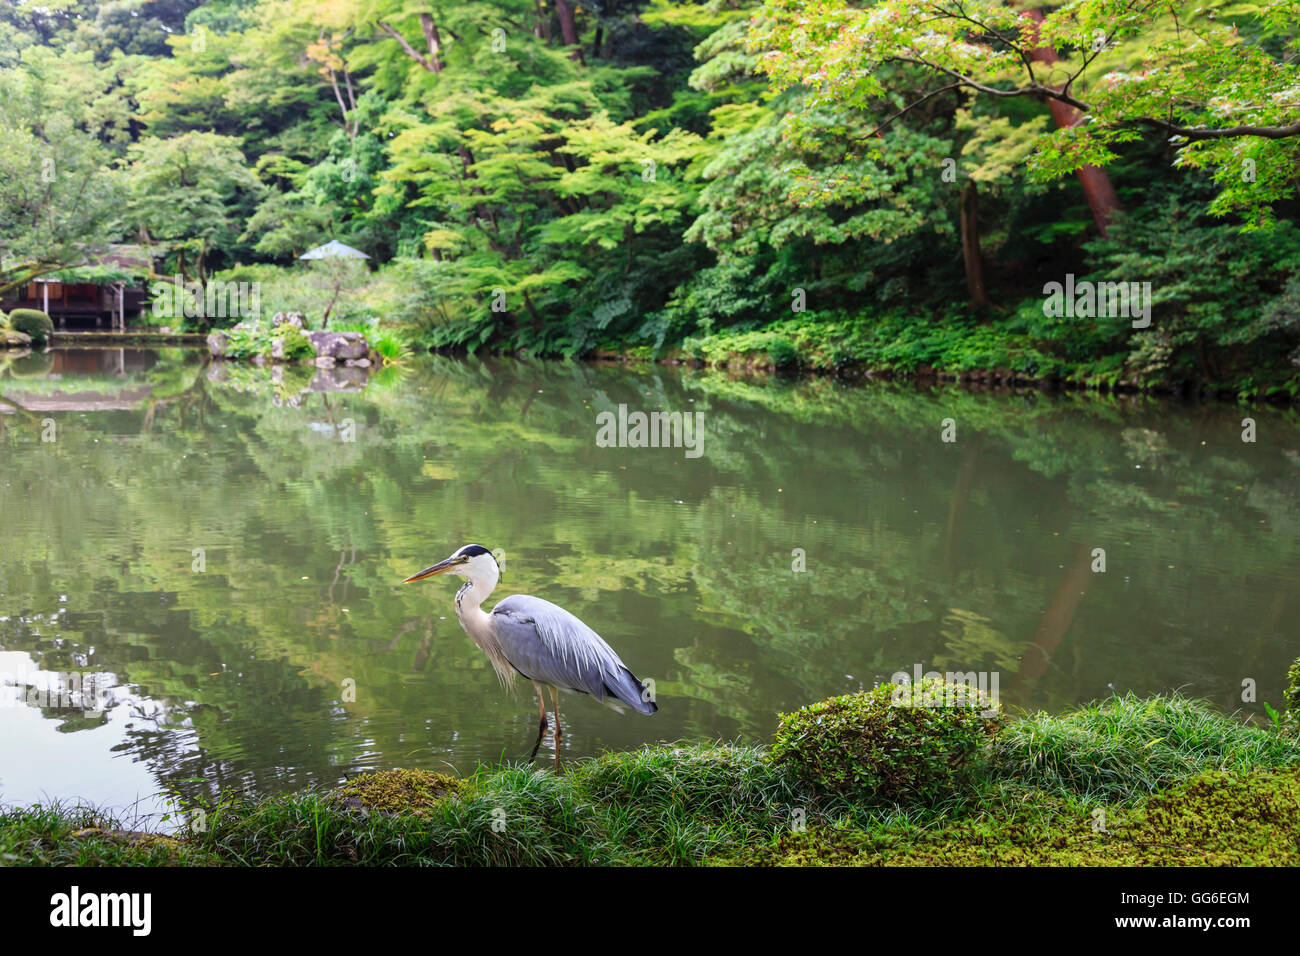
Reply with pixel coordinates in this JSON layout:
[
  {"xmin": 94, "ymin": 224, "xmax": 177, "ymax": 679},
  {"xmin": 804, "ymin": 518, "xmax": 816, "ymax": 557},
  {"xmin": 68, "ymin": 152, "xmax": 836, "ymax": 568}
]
[
  {"xmin": 935, "ymin": 610, "xmax": 1026, "ymax": 677},
  {"xmin": 3, "ymin": 351, "xmax": 1300, "ymax": 810}
]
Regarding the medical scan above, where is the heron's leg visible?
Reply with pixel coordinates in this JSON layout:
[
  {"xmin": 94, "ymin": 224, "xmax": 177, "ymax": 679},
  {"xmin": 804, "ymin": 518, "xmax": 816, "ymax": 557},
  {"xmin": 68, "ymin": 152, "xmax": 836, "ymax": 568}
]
[
  {"xmin": 548, "ymin": 686, "xmax": 562, "ymax": 741},
  {"xmin": 548, "ymin": 686, "xmax": 562, "ymax": 771},
  {"xmin": 527, "ymin": 681, "xmax": 547, "ymax": 762}
]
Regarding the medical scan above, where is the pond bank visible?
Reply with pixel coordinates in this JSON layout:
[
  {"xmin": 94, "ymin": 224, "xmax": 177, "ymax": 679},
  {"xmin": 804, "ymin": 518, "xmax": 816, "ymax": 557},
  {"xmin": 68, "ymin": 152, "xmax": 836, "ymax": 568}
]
[
  {"xmin": 5, "ymin": 676, "xmax": 1297, "ymax": 867},
  {"xmin": 50, "ymin": 331, "xmax": 209, "ymax": 345},
  {"xmin": 575, "ymin": 314, "xmax": 1300, "ymax": 402}
]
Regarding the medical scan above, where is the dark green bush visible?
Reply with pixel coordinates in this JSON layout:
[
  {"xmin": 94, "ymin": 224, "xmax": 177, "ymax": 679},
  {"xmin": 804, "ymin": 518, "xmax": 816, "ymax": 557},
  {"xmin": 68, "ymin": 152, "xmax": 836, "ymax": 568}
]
[
  {"xmin": 766, "ymin": 336, "xmax": 799, "ymax": 368},
  {"xmin": 8, "ymin": 308, "xmax": 53, "ymax": 345},
  {"xmin": 770, "ymin": 680, "xmax": 1002, "ymax": 805}
]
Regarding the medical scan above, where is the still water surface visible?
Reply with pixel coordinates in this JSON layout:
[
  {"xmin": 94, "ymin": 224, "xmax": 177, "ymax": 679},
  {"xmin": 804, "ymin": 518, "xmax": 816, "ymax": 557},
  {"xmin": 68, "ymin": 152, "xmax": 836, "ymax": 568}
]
[{"xmin": 1, "ymin": 347, "xmax": 1297, "ymax": 819}]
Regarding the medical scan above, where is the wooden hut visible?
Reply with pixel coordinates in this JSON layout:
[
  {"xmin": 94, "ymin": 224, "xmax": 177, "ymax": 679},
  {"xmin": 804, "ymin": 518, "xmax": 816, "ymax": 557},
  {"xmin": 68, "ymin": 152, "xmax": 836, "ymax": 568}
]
[{"xmin": 1, "ymin": 245, "xmax": 155, "ymax": 331}]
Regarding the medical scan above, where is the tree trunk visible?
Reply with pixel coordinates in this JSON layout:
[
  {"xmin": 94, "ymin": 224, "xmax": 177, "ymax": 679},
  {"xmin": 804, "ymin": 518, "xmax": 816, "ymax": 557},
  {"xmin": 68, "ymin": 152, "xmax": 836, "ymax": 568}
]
[
  {"xmin": 959, "ymin": 180, "xmax": 991, "ymax": 309},
  {"xmin": 554, "ymin": 0, "xmax": 584, "ymax": 62},
  {"xmin": 419, "ymin": 14, "xmax": 444, "ymax": 73},
  {"xmin": 1022, "ymin": 10, "xmax": 1121, "ymax": 236}
]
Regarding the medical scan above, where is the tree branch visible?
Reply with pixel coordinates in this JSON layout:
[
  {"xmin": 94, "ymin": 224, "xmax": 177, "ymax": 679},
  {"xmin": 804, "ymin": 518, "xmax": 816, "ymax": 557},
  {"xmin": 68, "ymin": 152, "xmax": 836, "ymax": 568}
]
[{"xmin": 374, "ymin": 20, "xmax": 439, "ymax": 74}]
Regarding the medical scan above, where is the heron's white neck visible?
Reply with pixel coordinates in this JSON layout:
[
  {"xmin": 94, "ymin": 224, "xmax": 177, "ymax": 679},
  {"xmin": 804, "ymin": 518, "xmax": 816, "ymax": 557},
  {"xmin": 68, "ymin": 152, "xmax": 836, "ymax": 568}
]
[
  {"xmin": 454, "ymin": 557, "xmax": 499, "ymax": 612},
  {"xmin": 452, "ymin": 559, "xmax": 514, "ymax": 689}
]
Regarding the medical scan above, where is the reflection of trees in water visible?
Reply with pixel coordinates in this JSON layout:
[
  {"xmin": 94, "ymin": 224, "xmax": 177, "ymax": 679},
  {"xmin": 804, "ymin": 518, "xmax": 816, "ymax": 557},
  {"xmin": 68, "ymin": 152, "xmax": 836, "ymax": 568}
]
[{"xmin": 3, "ymin": 353, "xmax": 1300, "ymax": 802}]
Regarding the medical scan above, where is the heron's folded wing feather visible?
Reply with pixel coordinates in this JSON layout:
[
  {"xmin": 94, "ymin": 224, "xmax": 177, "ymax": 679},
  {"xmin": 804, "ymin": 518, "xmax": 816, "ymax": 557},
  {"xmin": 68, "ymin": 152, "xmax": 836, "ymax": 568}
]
[{"xmin": 491, "ymin": 594, "xmax": 655, "ymax": 713}]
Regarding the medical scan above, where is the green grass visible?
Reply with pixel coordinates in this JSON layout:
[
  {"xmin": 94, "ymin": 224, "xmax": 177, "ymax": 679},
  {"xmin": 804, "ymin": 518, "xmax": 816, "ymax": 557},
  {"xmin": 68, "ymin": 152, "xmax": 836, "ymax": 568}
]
[
  {"xmin": 330, "ymin": 319, "xmax": 412, "ymax": 363},
  {"xmin": 3, "ymin": 693, "xmax": 1299, "ymax": 867},
  {"xmin": 0, "ymin": 802, "xmax": 220, "ymax": 866},
  {"xmin": 993, "ymin": 692, "xmax": 1300, "ymax": 802}
]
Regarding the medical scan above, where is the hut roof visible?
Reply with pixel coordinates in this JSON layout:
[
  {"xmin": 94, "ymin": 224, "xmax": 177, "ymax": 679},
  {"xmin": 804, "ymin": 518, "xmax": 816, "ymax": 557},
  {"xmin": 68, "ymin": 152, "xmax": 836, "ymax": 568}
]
[{"xmin": 299, "ymin": 240, "xmax": 371, "ymax": 260}]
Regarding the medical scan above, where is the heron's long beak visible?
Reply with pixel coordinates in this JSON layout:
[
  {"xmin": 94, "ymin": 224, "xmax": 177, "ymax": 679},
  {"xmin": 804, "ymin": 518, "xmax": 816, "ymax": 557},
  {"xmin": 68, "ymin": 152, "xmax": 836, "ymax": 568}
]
[{"xmin": 402, "ymin": 557, "xmax": 461, "ymax": 583}]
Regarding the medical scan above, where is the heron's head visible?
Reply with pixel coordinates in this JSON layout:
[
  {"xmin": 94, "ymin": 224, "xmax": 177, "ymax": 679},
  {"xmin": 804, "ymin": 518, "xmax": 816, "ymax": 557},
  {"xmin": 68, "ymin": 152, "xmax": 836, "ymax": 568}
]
[{"xmin": 402, "ymin": 544, "xmax": 499, "ymax": 589}]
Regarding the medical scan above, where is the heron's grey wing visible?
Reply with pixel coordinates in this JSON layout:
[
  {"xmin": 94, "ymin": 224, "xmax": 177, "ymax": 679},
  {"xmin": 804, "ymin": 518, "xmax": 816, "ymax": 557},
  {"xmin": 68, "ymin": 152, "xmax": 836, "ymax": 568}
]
[{"xmin": 491, "ymin": 594, "xmax": 657, "ymax": 715}]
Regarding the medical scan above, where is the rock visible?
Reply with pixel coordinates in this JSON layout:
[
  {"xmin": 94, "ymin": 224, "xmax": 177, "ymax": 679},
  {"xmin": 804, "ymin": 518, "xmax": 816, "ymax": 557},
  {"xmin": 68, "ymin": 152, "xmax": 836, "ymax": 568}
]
[
  {"xmin": 251, "ymin": 353, "xmax": 267, "ymax": 367},
  {"xmin": 344, "ymin": 357, "xmax": 371, "ymax": 368},
  {"xmin": 272, "ymin": 311, "xmax": 306, "ymax": 329},
  {"xmin": 308, "ymin": 330, "xmax": 369, "ymax": 361},
  {"xmin": 0, "ymin": 329, "xmax": 33, "ymax": 349},
  {"xmin": 271, "ymin": 337, "xmax": 284, "ymax": 360},
  {"xmin": 206, "ymin": 332, "xmax": 228, "ymax": 357},
  {"xmin": 314, "ymin": 355, "xmax": 336, "ymax": 369}
]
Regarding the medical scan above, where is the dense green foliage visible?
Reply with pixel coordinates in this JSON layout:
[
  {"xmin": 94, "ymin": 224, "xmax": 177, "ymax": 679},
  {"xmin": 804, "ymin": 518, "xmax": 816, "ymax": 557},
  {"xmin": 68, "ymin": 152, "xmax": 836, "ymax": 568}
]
[
  {"xmin": 3, "ymin": 1, "xmax": 1299, "ymax": 393},
  {"xmin": 217, "ymin": 320, "xmax": 315, "ymax": 360},
  {"xmin": 771, "ymin": 681, "xmax": 1002, "ymax": 804}
]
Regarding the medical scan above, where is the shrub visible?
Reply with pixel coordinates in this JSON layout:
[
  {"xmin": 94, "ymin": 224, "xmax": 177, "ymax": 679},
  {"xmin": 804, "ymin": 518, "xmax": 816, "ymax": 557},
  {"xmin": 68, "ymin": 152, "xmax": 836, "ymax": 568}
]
[
  {"xmin": 272, "ymin": 324, "xmax": 314, "ymax": 360},
  {"xmin": 770, "ymin": 680, "xmax": 1002, "ymax": 805},
  {"xmin": 766, "ymin": 336, "xmax": 799, "ymax": 368},
  {"xmin": 8, "ymin": 308, "xmax": 53, "ymax": 345}
]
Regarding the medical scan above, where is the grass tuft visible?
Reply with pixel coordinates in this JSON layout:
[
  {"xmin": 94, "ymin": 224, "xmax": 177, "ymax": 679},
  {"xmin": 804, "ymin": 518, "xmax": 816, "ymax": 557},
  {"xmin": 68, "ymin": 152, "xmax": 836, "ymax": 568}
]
[{"xmin": 993, "ymin": 692, "xmax": 1300, "ymax": 803}]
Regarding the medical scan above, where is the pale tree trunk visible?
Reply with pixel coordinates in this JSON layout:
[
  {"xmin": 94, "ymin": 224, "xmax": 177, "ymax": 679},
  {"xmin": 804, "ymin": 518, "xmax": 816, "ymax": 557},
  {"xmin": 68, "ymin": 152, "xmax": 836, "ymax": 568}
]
[{"xmin": 419, "ymin": 14, "xmax": 444, "ymax": 72}]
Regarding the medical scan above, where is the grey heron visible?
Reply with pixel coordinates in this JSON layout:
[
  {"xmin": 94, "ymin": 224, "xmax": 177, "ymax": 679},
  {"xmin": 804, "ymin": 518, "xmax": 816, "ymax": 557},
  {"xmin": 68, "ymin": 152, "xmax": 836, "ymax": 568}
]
[{"xmin": 402, "ymin": 544, "xmax": 657, "ymax": 762}]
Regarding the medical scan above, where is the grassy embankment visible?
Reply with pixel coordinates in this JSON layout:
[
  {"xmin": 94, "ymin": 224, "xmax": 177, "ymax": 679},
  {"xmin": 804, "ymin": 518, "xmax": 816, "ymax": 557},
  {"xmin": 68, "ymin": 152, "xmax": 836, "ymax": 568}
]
[
  {"xmin": 3, "ymin": 667, "xmax": 1299, "ymax": 866},
  {"xmin": 600, "ymin": 311, "xmax": 1300, "ymax": 402}
]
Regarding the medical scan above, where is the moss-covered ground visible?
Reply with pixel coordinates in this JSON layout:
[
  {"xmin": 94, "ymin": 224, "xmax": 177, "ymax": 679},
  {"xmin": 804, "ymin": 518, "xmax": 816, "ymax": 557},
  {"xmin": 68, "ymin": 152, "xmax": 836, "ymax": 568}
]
[{"xmin": 3, "ymin": 692, "xmax": 1298, "ymax": 867}]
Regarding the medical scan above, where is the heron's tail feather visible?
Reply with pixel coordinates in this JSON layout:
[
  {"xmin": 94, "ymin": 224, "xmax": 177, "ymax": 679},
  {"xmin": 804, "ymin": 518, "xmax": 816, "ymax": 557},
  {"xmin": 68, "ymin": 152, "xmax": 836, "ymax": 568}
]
[{"xmin": 604, "ymin": 666, "xmax": 658, "ymax": 716}]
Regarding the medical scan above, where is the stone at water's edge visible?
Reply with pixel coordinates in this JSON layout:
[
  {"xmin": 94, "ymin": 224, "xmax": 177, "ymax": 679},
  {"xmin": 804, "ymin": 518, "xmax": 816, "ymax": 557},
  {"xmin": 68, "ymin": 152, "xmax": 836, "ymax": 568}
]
[
  {"xmin": 308, "ymin": 330, "xmax": 369, "ymax": 361},
  {"xmin": 0, "ymin": 329, "xmax": 33, "ymax": 348},
  {"xmin": 206, "ymin": 331, "xmax": 228, "ymax": 356}
]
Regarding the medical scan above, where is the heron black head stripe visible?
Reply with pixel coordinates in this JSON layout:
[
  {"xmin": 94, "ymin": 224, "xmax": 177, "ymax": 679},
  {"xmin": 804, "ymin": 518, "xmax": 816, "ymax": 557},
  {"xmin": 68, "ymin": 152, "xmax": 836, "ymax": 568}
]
[{"xmin": 459, "ymin": 544, "xmax": 493, "ymax": 557}]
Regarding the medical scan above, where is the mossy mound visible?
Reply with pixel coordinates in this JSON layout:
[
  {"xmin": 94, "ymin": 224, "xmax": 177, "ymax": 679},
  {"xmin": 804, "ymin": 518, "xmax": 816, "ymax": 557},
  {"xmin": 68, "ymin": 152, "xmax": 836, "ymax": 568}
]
[
  {"xmin": 770, "ymin": 679, "xmax": 1002, "ymax": 805},
  {"xmin": 69, "ymin": 828, "xmax": 196, "ymax": 860},
  {"xmin": 329, "ymin": 769, "xmax": 467, "ymax": 817},
  {"xmin": 7, "ymin": 308, "xmax": 53, "ymax": 345},
  {"xmin": 729, "ymin": 768, "xmax": 1300, "ymax": 867}
]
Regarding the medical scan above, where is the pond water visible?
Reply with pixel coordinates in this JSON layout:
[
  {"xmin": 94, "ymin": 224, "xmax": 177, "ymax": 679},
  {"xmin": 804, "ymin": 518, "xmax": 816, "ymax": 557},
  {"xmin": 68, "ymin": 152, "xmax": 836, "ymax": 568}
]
[{"xmin": 1, "ymin": 346, "xmax": 1297, "ymax": 820}]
